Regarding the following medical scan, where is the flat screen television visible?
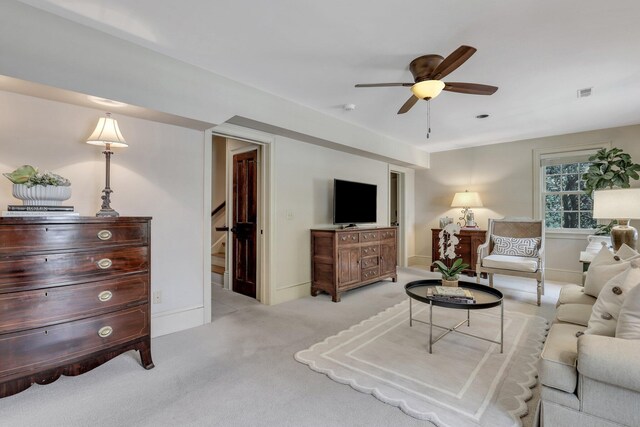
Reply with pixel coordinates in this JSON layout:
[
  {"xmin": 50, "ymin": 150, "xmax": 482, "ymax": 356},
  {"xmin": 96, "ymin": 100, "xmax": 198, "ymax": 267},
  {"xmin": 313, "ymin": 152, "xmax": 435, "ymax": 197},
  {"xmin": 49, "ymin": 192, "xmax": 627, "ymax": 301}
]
[{"xmin": 333, "ymin": 179, "xmax": 377, "ymax": 226}]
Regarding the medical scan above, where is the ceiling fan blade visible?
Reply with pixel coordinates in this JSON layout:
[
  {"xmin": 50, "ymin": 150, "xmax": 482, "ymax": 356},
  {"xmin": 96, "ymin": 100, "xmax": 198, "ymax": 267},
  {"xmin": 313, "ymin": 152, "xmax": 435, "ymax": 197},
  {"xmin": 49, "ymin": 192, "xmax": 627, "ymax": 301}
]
[
  {"xmin": 443, "ymin": 82, "xmax": 498, "ymax": 95},
  {"xmin": 397, "ymin": 95, "xmax": 419, "ymax": 114},
  {"xmin": 430, "ymin": 45, "xmax": 477, "ymax": 80},
  {"xmin": 355, "ymin": 83, "xmax": 413, "ymax": 88}
]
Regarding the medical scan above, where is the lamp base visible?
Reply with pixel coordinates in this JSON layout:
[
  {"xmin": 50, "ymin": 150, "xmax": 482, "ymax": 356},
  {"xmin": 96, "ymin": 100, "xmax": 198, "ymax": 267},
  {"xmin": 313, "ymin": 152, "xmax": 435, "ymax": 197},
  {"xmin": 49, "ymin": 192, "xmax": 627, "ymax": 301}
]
[
  {"xmin": 611, "ymin": 220, "xmax": 637, "ymax": 251},
  {"xmin": 96, "ymin": 208, "xmax": 120, "ymax": 218}
]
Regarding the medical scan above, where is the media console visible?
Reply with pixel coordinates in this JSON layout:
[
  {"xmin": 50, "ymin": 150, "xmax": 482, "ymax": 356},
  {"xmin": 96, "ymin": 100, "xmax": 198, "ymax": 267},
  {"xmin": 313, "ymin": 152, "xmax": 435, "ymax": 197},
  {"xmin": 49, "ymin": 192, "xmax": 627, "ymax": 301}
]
[{"xmin": 310, "ymin": 227, "xmax": 397, "ymax": 302}]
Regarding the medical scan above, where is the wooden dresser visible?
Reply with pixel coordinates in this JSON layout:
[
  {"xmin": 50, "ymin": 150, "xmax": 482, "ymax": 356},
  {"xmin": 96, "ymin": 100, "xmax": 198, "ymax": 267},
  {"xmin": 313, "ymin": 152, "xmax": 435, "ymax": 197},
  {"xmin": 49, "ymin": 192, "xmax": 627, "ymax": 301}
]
[
  {"xmin": 311, "ymin": 227, "xmax": 397, "ymax": 302},
  {"xmin": 0, "ymin": 217, "xmax": 153, "ymax": 398},
  {"xmin": 430, "ymin": 228, "xmax": 486, "ymax": 277}
]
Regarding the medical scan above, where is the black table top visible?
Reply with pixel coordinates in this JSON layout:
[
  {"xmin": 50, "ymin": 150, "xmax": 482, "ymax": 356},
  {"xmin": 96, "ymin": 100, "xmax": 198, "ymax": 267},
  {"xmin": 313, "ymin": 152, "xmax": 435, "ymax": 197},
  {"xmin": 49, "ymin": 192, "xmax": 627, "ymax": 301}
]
[{"xmin": 405, "ymin": 279, "xmax": 503, "ymax": 310}]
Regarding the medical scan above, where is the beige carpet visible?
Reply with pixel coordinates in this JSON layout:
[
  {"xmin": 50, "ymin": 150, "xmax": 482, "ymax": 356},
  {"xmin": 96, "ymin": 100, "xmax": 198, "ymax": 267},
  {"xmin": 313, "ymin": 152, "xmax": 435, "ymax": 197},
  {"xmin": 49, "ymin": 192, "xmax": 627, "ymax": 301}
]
[{"xmin": 296, "ymin": 297, "xmax": 548, "ymax": 427}]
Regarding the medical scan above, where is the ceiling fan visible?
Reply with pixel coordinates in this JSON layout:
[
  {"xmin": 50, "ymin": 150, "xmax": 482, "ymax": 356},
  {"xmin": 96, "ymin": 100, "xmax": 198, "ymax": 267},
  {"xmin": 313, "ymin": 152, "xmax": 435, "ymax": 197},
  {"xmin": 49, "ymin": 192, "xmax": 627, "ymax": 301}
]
[{"xmin": 355, "ymin": 45, "xmax": 498, "ymax": 115}]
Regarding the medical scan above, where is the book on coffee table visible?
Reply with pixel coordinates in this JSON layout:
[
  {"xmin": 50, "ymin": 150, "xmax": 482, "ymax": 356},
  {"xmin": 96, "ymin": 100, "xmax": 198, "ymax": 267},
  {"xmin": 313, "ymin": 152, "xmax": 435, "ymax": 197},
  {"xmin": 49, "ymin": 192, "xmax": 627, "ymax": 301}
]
[
  {"xmin": 434, "ymin": 286, "xmax": 474, "ymax": 299},
  {"xmin": 426, "ymin": 288, "xmax": 476, "ymax": 304}
]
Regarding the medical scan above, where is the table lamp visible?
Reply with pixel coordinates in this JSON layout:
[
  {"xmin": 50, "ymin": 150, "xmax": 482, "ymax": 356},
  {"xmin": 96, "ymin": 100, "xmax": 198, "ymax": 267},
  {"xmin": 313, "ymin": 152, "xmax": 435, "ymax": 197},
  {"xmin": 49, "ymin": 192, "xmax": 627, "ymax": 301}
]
[
  {"xmin": 593, "ymin": 188, "xmax": 640, "ymax": 251},
  {"xmin": 451, "ymin": 190, "xmax": 483, "ymax": 228},
  {"xmin": 86, "ymin": 113, "xmax": 128, "ymax": 217}
]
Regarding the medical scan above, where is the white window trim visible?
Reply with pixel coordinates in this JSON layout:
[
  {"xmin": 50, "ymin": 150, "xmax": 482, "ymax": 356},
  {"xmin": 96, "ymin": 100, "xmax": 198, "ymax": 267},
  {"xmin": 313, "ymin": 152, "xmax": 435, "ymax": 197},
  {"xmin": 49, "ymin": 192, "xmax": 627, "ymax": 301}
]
[{"xmin": 532, "ymin": 142, "xmax": 611, "ymax": 237}]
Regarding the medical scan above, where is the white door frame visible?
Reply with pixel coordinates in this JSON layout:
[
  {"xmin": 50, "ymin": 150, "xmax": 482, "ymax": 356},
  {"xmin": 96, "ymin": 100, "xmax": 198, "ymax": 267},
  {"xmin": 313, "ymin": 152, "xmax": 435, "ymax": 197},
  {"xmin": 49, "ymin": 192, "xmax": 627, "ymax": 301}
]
[
  {"xmin": 388, "ymin": 169, "xmax": 406, "ymax": 267},
  {"xmin": 211, "ymin": 123, "xmax": 275, "ymax": 306}
]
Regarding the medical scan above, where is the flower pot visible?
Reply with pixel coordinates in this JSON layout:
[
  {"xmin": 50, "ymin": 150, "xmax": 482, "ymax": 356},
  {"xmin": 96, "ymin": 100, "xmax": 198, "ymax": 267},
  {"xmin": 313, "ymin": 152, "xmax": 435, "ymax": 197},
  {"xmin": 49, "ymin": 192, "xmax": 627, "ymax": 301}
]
[
  {"xmin": 441, "ymin": 278, "xmax": 459, "ymax": 287},
  {"xmin": 12, "ymin": 184, "xmax": 71, "ymax": 206}
]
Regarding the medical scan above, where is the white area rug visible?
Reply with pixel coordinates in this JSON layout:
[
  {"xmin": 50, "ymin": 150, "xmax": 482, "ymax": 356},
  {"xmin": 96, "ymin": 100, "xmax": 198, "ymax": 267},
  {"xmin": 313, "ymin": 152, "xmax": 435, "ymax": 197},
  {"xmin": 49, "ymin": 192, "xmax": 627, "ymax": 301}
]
[{"xmin": 295, "ymin": 298, "xmax": 548, "ymax": 427}]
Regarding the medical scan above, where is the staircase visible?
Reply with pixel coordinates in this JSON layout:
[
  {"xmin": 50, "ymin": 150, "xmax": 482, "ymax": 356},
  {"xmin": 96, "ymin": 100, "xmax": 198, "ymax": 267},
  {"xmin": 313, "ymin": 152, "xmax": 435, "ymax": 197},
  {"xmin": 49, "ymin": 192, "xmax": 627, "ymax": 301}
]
[
  {"xmin": 211, "ymin": 201, "xmax": 227, "ymax": 286},
  {"xmin": 211, "ymin": 241, "xmax": 225, "ymax": 275}
]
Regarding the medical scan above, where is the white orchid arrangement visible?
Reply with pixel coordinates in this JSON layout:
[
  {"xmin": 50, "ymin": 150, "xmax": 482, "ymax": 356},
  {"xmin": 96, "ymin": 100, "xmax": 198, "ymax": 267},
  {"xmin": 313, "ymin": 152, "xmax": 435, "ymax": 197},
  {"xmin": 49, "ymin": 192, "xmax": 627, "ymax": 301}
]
[
  {"xmin": 438, "ymin": 223, "xmax": 461, "ymax": 260},
  {"xmin": 433, "ymin": 223, "xmax": 469, "ymax": 280}
]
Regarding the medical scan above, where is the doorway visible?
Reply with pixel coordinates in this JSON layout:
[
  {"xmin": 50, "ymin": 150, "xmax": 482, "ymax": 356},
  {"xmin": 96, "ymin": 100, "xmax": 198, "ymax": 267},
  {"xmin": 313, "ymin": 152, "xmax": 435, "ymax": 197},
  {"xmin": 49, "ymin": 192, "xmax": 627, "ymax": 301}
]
[
  {"xmin": 210, "ymin": 135, "xmax": 263, "ymax": 302},
  {"xmin": 389, "ymin": 170, "xmax": 406, "ymax": 266}
]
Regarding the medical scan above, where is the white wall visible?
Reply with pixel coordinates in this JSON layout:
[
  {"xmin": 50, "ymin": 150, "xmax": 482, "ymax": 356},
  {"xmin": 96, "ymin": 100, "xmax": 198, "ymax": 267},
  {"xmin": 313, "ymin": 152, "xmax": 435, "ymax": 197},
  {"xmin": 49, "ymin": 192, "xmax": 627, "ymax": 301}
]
[
  {"xmin": 271, "ymin": 136, "xmax": 396, "ymax": 302},
  {"xmin": 0, "ymin": 91, "xmax": 205, "ymax": 337},
  {"xmin": 413, "ymin": 124, "xmax": 640, "ymax": 283}
]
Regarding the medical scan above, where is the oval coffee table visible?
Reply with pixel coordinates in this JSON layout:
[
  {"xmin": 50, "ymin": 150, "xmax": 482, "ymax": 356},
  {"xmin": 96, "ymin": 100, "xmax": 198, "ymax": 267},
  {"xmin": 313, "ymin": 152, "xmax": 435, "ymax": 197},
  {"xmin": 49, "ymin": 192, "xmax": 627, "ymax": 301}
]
[{"xmin": 405, "ymin": 279, "xmax": 504, "ymax": 354}]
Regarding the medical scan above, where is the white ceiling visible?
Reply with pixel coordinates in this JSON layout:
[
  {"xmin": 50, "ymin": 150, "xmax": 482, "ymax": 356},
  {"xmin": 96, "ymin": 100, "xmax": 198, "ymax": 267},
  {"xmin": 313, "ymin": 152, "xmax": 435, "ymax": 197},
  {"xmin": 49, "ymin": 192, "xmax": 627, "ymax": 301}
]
[{"xmin": 16, "ymin": 0, "xmax": 640, "ymax": 152}]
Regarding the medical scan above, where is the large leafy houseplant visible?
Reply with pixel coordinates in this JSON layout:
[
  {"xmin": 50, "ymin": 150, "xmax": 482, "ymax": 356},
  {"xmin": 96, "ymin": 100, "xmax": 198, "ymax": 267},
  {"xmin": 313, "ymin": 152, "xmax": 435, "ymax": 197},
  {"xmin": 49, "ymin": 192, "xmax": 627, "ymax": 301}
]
[
  {"xmin": 582, "ymin": 148, "xmax": 640, "ymax": 235},
  {"xmin": 582, "ymin": 148, "xmax": 640, "ymax": 196}
]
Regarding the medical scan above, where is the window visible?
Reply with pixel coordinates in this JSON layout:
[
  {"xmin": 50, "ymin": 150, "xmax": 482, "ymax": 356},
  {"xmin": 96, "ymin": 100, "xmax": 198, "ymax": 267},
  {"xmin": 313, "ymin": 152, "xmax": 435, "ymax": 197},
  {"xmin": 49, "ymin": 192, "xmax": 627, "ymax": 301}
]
[
  {"xmin": 535, "ymin": 146, "xmax": 609, "ymax": 232},
  {"xmin": 542, "ymin": 161, "xmax": 597, "ymax": 230}
]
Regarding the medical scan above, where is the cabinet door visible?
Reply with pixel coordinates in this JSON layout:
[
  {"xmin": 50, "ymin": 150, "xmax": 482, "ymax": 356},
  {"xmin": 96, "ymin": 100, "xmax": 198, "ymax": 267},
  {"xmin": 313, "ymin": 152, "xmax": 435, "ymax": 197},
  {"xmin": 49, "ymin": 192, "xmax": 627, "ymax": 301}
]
[
  {"xmin": 453, "ymin": 234, "xmax": 472, "ymax": 266},
  {"xmin": 380, "ymin": 242, "xmax": 396, "ymax": 275},
  {"xmin": 338, "ymin": 247, "xmax": 360, "ymax": 285}
]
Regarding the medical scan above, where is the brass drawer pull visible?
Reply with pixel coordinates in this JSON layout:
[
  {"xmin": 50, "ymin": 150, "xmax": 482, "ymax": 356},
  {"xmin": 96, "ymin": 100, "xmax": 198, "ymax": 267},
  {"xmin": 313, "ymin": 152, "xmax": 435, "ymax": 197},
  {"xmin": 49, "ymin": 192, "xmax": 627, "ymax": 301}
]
[
  {"xmin": 97, "ymin": 258, "xmax": 113, "ymax": 269},
  {"xmin": 98, "ymin": 291, "xmax": 113, "ymax": 302},
  {"xmin": 97, "ymin": 230, "xmax": 113, "ymax": 241},
  {"xmin": 98, "ymin": 326, "xmax": 113, "ymax": 338}
]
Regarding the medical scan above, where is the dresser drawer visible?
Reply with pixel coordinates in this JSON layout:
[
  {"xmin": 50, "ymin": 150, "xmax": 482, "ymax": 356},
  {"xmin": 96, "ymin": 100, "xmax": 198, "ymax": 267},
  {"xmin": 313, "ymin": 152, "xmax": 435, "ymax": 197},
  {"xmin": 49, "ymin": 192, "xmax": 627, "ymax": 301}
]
[
  {"xmin": 0, "ymin": 222, "xmax": 148, "ymax": 254},
  {"xmin": 361, "ymin": 245, "xmax": 379, "ymax": 257},
  {"xmin": 0, "ymin": 275, "xmax": 149, "ymax": 334},
  {"xmin": 361, "ymin": 267, "xmax": 380, "ymax": 280},
  {"xmin": 337, "ymin": 232, "xmax": 359, "ymax": 245},
  {"xmin": 0, "ymin": 305, "xmax": 149, "ymax": 380},
  {"xmin": 361, "ymin": 256, "xmax": 379, "ymax": 269},
  {"xmin": 0, "ymin": 247, "xmax": 149, "ymax": 293},
  {"xmin": 359, "ymin": 231, "xmax": 379, "ymax": 242},
  {"xmin": 380, "ymin": 229, "xmax": 396, "ymax": 240}
]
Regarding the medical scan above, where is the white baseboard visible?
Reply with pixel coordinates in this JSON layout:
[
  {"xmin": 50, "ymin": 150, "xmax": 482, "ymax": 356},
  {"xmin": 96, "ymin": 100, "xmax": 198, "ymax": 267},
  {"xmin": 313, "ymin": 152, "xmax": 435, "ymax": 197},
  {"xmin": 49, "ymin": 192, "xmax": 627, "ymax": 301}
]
[
  {"xmin": 151, "ymin": 306, "xmax": 204, "ymax": 338},
  {"xmin": 273, "ymin": 281, "xmax": 310, "ymax": 305},
  {"xmin": 409, "ymin": 255, "xmax": 431, "ymax": 266}
]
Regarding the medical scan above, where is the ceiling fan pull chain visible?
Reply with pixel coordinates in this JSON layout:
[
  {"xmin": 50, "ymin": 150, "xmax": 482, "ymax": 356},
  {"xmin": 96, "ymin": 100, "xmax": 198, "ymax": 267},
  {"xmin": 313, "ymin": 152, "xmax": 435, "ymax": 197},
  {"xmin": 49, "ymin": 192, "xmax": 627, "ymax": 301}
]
[{"xmin": 426, "ymin": 99, "xmax": 431, "ymax": 139}]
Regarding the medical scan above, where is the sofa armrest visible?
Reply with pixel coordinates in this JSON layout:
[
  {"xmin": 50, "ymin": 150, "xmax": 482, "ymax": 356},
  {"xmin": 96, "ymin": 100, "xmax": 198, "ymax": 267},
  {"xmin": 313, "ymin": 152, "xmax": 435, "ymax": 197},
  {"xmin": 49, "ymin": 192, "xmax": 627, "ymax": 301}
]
[{"xmin": 578, "ymin": 335, "xmax": 640, "ymax": 392}]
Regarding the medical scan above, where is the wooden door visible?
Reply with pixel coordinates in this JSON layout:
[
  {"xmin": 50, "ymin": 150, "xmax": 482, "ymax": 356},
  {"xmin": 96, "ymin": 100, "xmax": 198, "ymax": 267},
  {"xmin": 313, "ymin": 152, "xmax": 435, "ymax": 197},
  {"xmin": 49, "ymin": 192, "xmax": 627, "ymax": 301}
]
[
  {"xmin": 337, "ymin": 247, "xmax": 360, "ymax": 286},
  {"xmin": 232, "ymin": 150, "xmax": 258, "ymax": 298}
]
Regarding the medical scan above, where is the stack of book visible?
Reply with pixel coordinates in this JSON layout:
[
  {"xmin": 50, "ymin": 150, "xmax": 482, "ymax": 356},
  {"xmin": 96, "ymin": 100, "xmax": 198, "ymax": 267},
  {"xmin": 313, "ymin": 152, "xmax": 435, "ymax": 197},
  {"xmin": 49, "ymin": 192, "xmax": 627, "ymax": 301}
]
[
  {"xmin": 2, "ymin": 205, "xmax": 79, "ymax": 217},
  {"xmin": 427, "ymin": 286, "xmax": 476, "ymax": 304}
]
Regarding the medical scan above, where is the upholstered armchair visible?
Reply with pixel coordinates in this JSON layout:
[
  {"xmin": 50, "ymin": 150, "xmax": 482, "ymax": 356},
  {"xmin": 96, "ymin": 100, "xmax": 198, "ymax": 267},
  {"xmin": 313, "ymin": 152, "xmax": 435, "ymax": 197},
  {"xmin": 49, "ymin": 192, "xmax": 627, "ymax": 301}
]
[{"xmin": 476, "ymin": 218, "xmax": 545, "ymax": 305}]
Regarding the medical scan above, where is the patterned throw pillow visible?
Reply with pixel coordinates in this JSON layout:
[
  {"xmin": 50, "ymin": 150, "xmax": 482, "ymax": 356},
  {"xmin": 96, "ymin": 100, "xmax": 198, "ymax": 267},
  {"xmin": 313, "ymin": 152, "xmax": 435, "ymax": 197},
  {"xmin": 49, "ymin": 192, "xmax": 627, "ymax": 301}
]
[{"xmin": 491, "ymin": 235, "xmax": 540, "ymax": 257}]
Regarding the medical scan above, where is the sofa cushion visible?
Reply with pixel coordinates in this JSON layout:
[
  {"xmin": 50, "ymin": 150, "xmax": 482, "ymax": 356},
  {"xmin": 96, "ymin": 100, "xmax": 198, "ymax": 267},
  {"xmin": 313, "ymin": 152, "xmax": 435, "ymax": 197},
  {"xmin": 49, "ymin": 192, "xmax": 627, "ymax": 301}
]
[
  {"xmin": 616, "ymin": 283, "xmax": 640, "ymax": 339},
  {"xmin": 539, "ymin": 323, "xmax": 585, "ymax": 393},
  {"xmin": 585, "ymin": 264, "xmax": 640, "ymax": 337},
  {"xmin": 481, "ymin": 254, "xmax": 538, "ymax": 272},
  {"xmin": 584, "ymin": 245, "xmax": 631, "ymax": 298},
  {"xmin": 556, "ymin": 284, "xmax": 596, "ymax": 307},
  {"xmin": 555, "ymin": 303, "xmax": 593, "ymax": 326}
]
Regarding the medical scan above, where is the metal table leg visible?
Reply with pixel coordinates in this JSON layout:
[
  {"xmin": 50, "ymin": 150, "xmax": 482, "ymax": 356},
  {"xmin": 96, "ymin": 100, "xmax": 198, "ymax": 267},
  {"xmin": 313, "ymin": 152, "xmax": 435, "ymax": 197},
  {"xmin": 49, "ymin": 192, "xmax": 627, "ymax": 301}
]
[
  {"xmin": 429, "ymin": 300, "xmax": 433, "ymax": 354},
  {"xmin": 500, "ymin": 301, "xmax": 504, "ymax": 354},
  {"xmin": 409, "ymin": 297, "xmax": 413, "ymax": 327}
]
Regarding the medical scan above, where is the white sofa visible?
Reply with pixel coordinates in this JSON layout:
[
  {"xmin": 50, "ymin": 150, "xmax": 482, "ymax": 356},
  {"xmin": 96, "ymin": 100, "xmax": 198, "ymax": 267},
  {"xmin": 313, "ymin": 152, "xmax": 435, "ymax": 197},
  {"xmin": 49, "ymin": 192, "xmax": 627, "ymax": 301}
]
[{"xmin": 538, "ymin": 283, "xmax": 640, "ymax": 426}]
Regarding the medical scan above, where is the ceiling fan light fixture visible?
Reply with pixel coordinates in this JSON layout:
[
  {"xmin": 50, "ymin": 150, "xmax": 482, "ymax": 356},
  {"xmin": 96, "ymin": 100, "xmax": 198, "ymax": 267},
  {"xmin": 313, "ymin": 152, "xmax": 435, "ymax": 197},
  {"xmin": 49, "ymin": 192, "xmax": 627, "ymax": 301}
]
[{"xmin": 411, "ymin": 80, "xmax": 445, "ymax": 100}]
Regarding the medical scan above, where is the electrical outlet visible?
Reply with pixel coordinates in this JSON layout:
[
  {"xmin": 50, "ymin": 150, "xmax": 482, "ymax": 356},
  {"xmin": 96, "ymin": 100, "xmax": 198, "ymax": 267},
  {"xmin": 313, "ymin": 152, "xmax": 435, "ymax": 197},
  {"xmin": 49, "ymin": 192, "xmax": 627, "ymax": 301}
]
[
  {"xmin": 153, "ymin": 291, "xmax": 162, "ymax": 304},
  {"xmin": 286, "ymin": 209, "xmax": 294, "ymax": 220}
]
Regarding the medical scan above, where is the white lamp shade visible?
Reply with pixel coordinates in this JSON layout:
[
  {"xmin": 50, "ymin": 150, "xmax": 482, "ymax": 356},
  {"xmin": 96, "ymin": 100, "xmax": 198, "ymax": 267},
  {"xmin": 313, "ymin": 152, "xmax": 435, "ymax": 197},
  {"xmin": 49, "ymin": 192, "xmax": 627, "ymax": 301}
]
[
  {"xmin": 451, "ymin": 191, "xmax": 483, "ymax": 208},
  {"xmin": 411, "ymin": 80, "xmax": 445, "ymax": 99},
  {"xmin": 593, "ymin": 188, "xmax": 640, "ymax": 219},
  {"xmin": 86, "ymin": 114, "xmax": 128, "ymax": 147}
]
